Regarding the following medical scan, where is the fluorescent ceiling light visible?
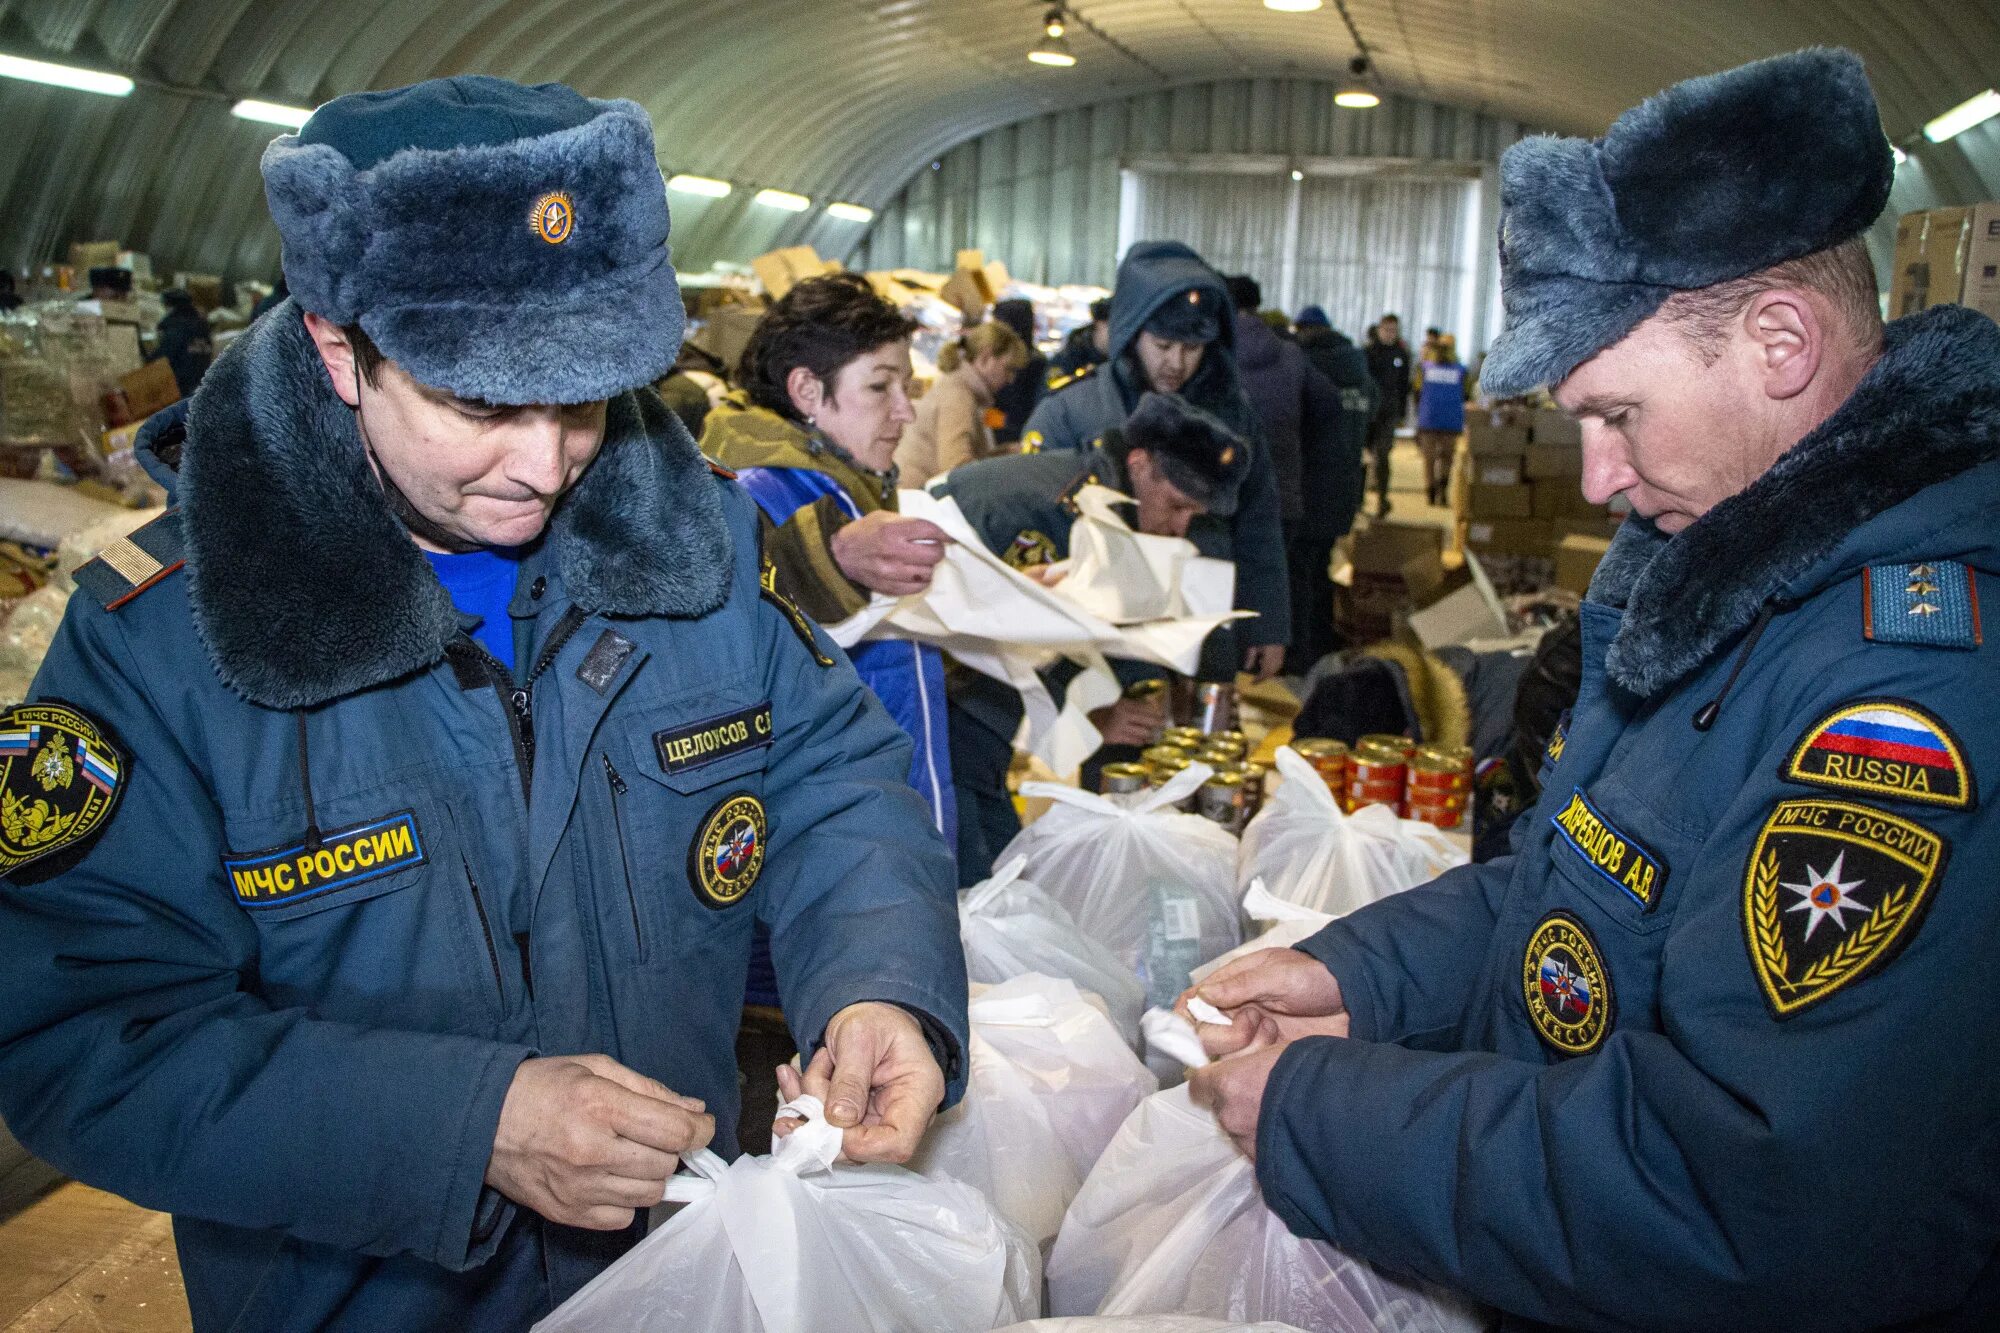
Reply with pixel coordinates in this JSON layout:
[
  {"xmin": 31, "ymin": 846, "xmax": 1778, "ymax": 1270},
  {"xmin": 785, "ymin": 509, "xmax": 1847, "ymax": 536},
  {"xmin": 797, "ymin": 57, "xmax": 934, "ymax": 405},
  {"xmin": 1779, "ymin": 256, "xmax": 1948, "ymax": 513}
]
[
  {"xmin": 232, "ymin": 98, "xmax": 313, "ymax": 129},
  {"xmin": 668, "ymin": 173, "xmax": 732, "ymax": 198},
  {"xmin": 1264, "ymin": 0, "xmax": 1323, "ymax": 10},
  {"xmin": 1923, "ymin": 89, "xmax": 2000, "ymax": 144},
  {"xmin": 1030, "ymin": 6, "xmax": 1076, "ymax": 65},
  {"xmin": 826, "ymin": 202, "xmax": 874, "ymax": 223},
  {"xmin": 1290, "ymin": 168, "xmax": 1304, "ymax": 181},
  {"xmin": 0, "ymin": 53, "xmax": 133, "ymax": 97},
  {"xmin": 1334, "ymin": 89, "xmax": 1380, "ymax": 109},
  {"xmin": 1027, "ymin": 49, "xmax": 1076, "ymax": 67},
  {"xmin": 754, "ymin": 188, "xmax": 811, "ymax": 212}
]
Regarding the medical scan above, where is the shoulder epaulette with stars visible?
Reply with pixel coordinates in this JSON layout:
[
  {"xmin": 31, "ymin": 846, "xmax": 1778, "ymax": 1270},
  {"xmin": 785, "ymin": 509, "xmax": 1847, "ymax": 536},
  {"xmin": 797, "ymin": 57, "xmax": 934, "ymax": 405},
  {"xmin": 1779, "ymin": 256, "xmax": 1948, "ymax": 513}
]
[
  {"xmin": 1045, "ymin": 362, "xmax": 1098, "ymax": 393},
  {"xmin": 1862, "ymin": 560, "xmax": 1982, "ymax": 649},
  {"xmin": 1058, "ymin": 467, "xmax": 1102, "ymax": 517},
  {"xmin": 72, "ymin": 510, "xmax": 186, "ymax": 612}
]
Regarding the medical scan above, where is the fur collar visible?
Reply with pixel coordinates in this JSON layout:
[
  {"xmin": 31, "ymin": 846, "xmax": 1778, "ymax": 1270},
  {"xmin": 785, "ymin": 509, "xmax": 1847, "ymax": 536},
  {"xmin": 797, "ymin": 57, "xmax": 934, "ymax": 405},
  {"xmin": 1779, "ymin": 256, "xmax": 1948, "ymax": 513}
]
[
  {"xmin": 178, "ymin": 308, "xmax": 729, "ymax": 709},
  {"xmin": 1591, "ymin": 304, "xmax": 2000, "ymax": 696}
]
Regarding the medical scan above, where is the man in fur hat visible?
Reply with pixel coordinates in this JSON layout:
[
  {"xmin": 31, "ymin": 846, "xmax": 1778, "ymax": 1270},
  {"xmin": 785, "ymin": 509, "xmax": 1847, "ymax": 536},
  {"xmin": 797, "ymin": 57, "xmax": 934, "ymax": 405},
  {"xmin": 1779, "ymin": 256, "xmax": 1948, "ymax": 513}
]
[
  {"xmin": 931, "ymin": 391, "xmax": 1252, "ymax": 882},
  {"xmin": 1182, "ymin": 49, "xmax": 2000, "ymax": 1330},
  {"xmin": 0, "ymin": 77, "xmax": 967, "ymax": 1332}
]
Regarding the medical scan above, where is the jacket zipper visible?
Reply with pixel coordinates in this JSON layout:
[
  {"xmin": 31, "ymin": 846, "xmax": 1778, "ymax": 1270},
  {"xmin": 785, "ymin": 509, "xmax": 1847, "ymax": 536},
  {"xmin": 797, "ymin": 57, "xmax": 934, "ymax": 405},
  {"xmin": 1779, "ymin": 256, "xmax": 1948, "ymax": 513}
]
[
  {"xmin": 601, "ymin": 753, "xmax": 646, "ymax": 955},
  {"xmin": 459, "ymin": 851, "xmax": 505, "ymax": 1002},
  {"xmin": 465, "ymin": 606, "xmax": 591, "ymax": 802}
]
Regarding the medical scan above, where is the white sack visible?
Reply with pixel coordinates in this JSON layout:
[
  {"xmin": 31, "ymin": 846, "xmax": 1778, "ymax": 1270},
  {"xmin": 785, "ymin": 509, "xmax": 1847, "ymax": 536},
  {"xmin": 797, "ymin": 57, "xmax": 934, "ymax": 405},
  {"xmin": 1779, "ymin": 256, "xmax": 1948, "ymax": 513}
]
[
  {"xmin": 1002, "ymin": 767, "xmax": 1242, "ymax": 1010},
  {"xmin": 913, "ymin": 975, "xmax": 1157, "ymax": 1251},
  {"xmin": 1046, "ymin": 1087, "xmax": 1482, "ymax": 1332},
  {"xmin": 960, "ymin": 856, "xmax": 1147, "ymax": 1043},
  {"xmin": 1238, "ymin": 748, "xmax": 1466, "ymax": 917},
  {"xmin": 1190, "ymin": 881, "xmax": 1335, "ymax": 985},
  {"xmin": 535, "ymin": 1096, "xmax": 1040, "ymax": 1333}
]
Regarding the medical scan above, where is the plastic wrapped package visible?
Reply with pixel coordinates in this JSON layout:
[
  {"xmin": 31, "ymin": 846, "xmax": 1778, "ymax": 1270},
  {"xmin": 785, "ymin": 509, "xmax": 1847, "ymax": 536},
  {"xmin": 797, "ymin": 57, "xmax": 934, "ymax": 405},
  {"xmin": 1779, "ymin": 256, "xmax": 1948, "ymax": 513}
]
[
  {"xmin": 1191, "ymin": 881, "xmax": 1334, "ymax": 986},
  {"xmin": 1238, "ymin": 748, "xmax": 1466, "ymax": 917},
  {"xmin": 0, "ymin": 584, "xmax": 70, "ymax": 707},
  {"xmin": 992, "ymin": 1312, "xmax": 1304, "ymax": 1320},
  {"xmin": 535, "ymin": 1096, "xmax": 1040, "ymax": 1333},
  {"xmin": 1047, "ymin": 1087, "xmax": 1483, "ymax": 1332},
  {"xmin": 912, "ymin": 975, "xmax": 1157, "ymax": 1251},
  {"xmin": 1003, "ymin": 767, "xmax": 1242, "ymax": 1010},
  {"xmin": 960, "ymin": 856, "xmax": 1147, "ymax": 1044}
]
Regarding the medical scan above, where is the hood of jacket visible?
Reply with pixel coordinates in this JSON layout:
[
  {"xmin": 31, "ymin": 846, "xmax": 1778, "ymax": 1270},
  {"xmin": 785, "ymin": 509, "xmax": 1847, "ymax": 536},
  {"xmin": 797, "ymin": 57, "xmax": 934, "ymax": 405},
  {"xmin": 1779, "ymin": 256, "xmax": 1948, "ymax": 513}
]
[
  {"xmin": 143, "ymin": 303, "xmax": 731, "ymax": 710},
  {"xmin": 1589, "ymin": 302, "xmax": 2000, "ymax": 697},
  {"xmin": 1232, "ymin": 310, "xmax": 1288, "ymax": 376},
  {"xmin": 699, "ymin": 392, "xmax": 897, "ymax": 509},
  {"xmin": 1107, "ymin": 241, "xmax": 1235, "ymax": 365}
]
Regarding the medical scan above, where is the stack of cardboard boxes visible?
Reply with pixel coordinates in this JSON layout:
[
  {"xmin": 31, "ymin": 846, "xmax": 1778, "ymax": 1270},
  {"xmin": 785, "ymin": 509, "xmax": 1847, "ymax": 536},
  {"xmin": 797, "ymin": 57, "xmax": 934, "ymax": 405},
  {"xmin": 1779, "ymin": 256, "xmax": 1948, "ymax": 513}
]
[
  {"xmin": 1462, "ymin": 406, "xmax": 1617, "ymax": 592},
  {"xmin": 1888, "ymin": 203, "xmax": 2000, "ymax": 322}
]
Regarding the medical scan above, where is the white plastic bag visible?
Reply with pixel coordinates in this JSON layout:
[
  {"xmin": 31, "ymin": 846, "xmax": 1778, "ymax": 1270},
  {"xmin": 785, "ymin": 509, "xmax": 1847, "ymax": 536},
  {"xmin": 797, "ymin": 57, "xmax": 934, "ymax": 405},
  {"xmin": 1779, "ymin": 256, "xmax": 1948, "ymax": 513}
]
[
  {"xmin": 1191, "ymin": 881, "xmax": 1335, "ymax": 985},
  {"xmin": 1003, "ymin": 767, "xmax": 1242, "ymax": 1009},
  {"xmin": 961, "ymin": 856, "xmax": 1148, "ymax": 1044},
  {"xmin": 1047, "ymin": 1087, "xmax": 1483, "ymax": 1332},
  {"xmin": 535, "ymin": 1096, "xmax": 1041, "ymax": 1333},
  {"xmin": 1238, "ymin": 748, "xmax": 1466, "ymax": 917},
  {"xmin": 913, "ymin": 975, "xmax": 1157, "ymax": 1251},
  {"xmin": 992, "ymin": 1312, "xmax": 1304, "ymax": 1320}
]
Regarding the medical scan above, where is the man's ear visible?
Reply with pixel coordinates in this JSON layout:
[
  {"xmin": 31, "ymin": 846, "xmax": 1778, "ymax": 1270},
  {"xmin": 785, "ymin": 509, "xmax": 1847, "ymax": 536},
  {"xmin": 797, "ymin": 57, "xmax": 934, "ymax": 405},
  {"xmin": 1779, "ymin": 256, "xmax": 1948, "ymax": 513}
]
[
  {"xmin": 1125, "ymin": 447, "xmax": 1154, "ymax": 487},
  {"xmin": 302, "ymin": 311, "xmax": 362, "ymax": 408},
  {"xmin": 1741, "ymin": 289, "xmax": 1821, "ymax": 402}
]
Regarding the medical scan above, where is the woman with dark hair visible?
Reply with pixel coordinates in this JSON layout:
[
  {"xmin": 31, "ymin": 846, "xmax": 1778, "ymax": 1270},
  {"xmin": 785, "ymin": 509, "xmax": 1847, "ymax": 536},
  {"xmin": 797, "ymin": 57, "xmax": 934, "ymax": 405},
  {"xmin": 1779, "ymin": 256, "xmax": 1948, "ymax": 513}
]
[{"xmin": 701, "ymin": 273, "xmax": 955, "ymax": 843}]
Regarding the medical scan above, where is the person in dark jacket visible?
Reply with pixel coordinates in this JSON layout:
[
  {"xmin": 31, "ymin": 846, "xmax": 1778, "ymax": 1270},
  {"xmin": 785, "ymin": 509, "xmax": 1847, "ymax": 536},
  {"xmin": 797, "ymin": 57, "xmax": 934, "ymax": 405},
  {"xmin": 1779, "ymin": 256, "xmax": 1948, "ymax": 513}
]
[
  {"xmin": 1181, "ymin": 49, "xmax": 2000, "ymax": 1332},
  {"xmin": 988, "ymin": 296, "xmax": 1048, "ymax": 446},
  {"xmin": 0, "ymin": 271, "xmax": 21, "ymax": 312},
  {"xmin": 1288, "ymin": 306, "xmax": 1372, "ymax": 668},
  {"xmin": 1022, "ymin": 241, "xmax": 1290, "ymax": 681},
  {"xmin": 151, "ymin": 288, "xmax": 215, "ymax": 398},
  {"xmin": 931, "ymin": 392, "xmax": 1251, "ymax": 881},
  {"xmin": 1362, "ymin": 313, "xmax": 1412, "ymax": 517},
  {"xmin": 1051, "ymin": 296, "xmax": 1111, "ymax": 379},
  {"xmin": 0, "ymin": 77, "xmax": 967, "ymax": 1333},
  {"xmin": 1228, "ymin": 276, "xmax": 1350, "ymax": 678}
]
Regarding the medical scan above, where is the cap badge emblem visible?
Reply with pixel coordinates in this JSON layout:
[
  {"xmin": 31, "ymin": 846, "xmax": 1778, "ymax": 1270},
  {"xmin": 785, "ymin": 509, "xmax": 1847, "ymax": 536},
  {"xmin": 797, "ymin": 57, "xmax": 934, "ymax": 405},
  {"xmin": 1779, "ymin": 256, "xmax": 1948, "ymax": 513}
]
[{"xmin": 532, "ymin": 191, "xmax": 575, "ymax": 245}]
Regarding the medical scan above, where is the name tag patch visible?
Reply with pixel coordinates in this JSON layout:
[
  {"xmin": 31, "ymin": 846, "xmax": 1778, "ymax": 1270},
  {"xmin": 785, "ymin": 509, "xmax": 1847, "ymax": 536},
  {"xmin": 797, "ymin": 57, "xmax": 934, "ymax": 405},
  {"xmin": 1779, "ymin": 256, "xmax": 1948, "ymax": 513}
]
[
  {"xmin": 1783, "ymin": 699, "xmax": 1973, "ymax": 810},
  {"xmin": 224, "ymin": 812, "xmax": 426, "ymax": 909},
  {"xmin": 655, "ymin": 704, "xmax": 773, "ymax": 777},
  {"xmin": 1549, "ymin": 786, "xmax": 1668, "ymax": 911}
]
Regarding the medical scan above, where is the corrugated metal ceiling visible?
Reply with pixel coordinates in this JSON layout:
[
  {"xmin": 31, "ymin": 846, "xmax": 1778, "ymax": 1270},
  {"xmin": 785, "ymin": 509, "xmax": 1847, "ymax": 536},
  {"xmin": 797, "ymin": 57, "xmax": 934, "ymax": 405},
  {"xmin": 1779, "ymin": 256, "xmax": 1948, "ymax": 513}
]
[{"xmin": 1, "ymin": 0, "xmax": 1995, "ymax": 282}]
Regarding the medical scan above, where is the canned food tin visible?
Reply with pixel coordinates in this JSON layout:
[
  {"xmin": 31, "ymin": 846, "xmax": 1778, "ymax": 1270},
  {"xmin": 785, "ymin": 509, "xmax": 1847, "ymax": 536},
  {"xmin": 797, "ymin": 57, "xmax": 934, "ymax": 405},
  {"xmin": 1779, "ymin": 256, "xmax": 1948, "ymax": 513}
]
[
  {"xmin": 1292, "ymin": 736, "xmax": 1351, "ymax": 780},
  {"xmin": 1348, "ymin": 743, "xmax": 1408, "ymax": 812},
  {"xmin": 1359, "ymin": 733, "xmax": 1417, "ymax": 759},
  {"xmin": 1406, "ymin": 798, "xmax": 1465, "ymax": 830},
  {"xmin": 1195, "ymin": 744, "xmax": 1243, "ymax": 767},
  {"xmin": 1241, "ymin": 760, "xmax": 1270, "ymax": 817},
  {"xmin": 1142, "ymin": 743, "xmax": 1193, "ymax": 768},
  {"xmin": 1206, "ymin": 730, "xmax": 1247, "ymax": 757},
  {"xmin": 1162, "ymin": 727, "xmax": 1205, "ymax": 750},
  {"xmin": 1100, "ymin": 762, "xmax": 1151, "ymax": 795},
  {"xmin": 1198, "ymin": 771, "xmax": 1248, "ymax": 832},
  {"xmin": 1409, "ymin": 752, "xmax": 1469, "ymax": 795},
  {"xmin": 1146, "ymin": 752, "xmax": 1193, "ymax": 786}
]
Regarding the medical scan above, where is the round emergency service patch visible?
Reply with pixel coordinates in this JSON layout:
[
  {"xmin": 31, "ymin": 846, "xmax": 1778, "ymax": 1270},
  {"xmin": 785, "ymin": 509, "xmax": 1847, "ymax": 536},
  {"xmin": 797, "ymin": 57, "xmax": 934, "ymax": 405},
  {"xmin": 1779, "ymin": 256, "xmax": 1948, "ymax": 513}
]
[
  {"xmin": 531, "ymin": 191, "xmax": 575, "ymax": 245},
  {"xmin": 689, "ymin": 792, "xmax": 765, "ymax": 909},
  {"xmin": 1521, "ymin": 911, "xmax": 1612, "ymax": 1056},
  {"xmin": 1, "ymin": 700, "xmax": 127, "ymax": 879}
]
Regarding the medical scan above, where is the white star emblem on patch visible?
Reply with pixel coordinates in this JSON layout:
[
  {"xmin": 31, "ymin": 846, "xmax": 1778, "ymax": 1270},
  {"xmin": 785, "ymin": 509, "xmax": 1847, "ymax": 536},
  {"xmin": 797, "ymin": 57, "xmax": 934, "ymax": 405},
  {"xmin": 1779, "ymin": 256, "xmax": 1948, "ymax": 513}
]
[{"xmin": 1782, "ymin": 850, "xmax": 1870, "ymax": 940}]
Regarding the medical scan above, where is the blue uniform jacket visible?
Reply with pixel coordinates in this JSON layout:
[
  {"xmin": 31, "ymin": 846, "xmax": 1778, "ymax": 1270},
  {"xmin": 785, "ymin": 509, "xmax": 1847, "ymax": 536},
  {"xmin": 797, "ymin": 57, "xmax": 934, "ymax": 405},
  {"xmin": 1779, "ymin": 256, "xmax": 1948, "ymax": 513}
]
[
  {"xmin": 1254, "ymin": 305, "xmax": 2000, "ymax": 1331},
  {"xmin": 1023, "ymin": 241, "xmax": 1290, "ymax": 658},
  {"xmin": 0, "ymin": 308, "xmax": 968, "ymax": 1332}
]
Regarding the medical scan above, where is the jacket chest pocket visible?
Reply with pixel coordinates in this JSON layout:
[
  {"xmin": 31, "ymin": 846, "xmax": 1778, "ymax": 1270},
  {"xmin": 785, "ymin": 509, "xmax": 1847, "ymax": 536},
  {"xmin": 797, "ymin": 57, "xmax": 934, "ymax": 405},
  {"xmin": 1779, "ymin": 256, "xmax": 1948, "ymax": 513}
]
[
  {"xmin": 222, "ymin": 797, "xmax": 512, "ymax": 1032},
  {"xmin": 596, "ymin": 691, "xmax": 772, "ymax": 962}
]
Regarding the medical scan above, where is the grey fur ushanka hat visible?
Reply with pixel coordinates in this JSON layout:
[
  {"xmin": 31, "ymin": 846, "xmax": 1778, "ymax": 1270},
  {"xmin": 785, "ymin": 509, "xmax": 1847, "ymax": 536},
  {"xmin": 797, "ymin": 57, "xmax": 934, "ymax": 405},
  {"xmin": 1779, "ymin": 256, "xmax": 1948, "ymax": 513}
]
[
  {"xmin": 261, "ymin": 75, "xmax": 683, "ymax": 405},
  {"xmin": 1480, "ymin": 48, "xmax": 1893, "ymax": 398}
]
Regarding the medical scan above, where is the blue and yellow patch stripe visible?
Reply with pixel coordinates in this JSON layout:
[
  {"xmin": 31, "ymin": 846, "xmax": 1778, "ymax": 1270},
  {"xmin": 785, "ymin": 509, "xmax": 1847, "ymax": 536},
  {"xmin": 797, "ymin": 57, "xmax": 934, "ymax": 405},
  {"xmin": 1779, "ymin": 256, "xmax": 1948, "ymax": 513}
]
[
  {"xmin": 1549, "ymin": 786, "xmax": 1668, "ymax": 911},
  {"xmin": 223, "ymin": 811, "xmax": 426, "ymax": 909}
]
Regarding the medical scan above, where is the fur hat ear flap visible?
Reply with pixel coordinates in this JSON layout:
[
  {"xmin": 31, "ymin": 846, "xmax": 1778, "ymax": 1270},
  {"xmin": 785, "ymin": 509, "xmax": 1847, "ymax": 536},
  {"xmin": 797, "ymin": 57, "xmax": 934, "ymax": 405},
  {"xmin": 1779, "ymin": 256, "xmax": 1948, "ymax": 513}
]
[{"xmin": 260, "ymin": 139, "xmax": 366, "ymax": 324}]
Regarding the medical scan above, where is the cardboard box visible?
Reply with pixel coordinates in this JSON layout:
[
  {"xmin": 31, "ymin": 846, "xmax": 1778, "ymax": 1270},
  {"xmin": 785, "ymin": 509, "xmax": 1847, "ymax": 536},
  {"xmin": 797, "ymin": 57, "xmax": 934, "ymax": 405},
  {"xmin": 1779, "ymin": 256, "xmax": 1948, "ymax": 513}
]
[
  {"xmin": 118, "ymin": 358, "xmax": 180, "ymax": 422},
  {"xmin": 1888, "ymin": 208, "xmax": 1971, "ymax": 319},
  {"xmin": 1530, "ymin": 409, "xmax": 1581, "ymax": 446},
  {"xmin": 1523, "ymin": 442, "xmax": 1582, "ymax": 479},
  {"xmin": 1349, "ymin": 519, "xmax": 1443, "ymax": 574},
  {"xmin": 1466, "ymin": 411, "xmax": 1531, "ymax": 455},
  {"xmin": 1472, "ymin": 455, "xmax": 1524, "ymax": 486},
  {"xmin": 1960, "ymin": 201, "xmax": 2000, "ymax": 323},
  {"xmin": 68, "ymin": 241, "xmax": 122, "ymax": 272},
  {"xmin": 688, "ymin": 304, "xmax": 766, "ymax": 374},
  {"xmin": 750, "ymin": 246, "xmax": 833, "ymax": 301},
  {"xmin": 1555, "ymin": 534, "xmax": 1612, "ymax": 596},
  {"xmin": 1554, "ymin": 514, "xmax": 1619, "ymax": 541},
  {"xmin": 1468, "ymin": 483, "xmax": 1534, "ymax": 519},
  {"xmin": 1465, "ymin": 517, "xmax": 1554, "ymax": 557}
]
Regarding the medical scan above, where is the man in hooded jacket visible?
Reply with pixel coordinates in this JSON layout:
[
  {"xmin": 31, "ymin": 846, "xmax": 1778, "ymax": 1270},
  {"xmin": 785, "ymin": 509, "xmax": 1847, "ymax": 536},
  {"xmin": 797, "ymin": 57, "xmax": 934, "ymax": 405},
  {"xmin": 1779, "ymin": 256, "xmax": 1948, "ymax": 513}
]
[
  {"xmin": 1023, "ymin": 241, "xmax": 1290, "ymax": 680},
  {"xmin": 1182, "ymin": 49, "xmax": 2000, "ymax": 1331}
]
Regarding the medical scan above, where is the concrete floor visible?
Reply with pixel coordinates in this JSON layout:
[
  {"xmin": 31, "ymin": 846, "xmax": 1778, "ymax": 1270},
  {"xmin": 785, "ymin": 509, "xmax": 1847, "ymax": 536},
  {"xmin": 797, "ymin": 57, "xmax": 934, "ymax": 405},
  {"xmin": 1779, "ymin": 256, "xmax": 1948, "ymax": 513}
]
[{"xmin": 0, "ymin": 440, "xmax": 1452, "ymax": 1333}]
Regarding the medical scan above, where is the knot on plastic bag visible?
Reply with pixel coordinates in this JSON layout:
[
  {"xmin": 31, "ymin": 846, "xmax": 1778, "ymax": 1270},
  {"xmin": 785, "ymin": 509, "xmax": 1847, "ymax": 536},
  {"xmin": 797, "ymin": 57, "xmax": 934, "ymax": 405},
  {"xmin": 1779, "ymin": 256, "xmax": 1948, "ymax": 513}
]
[
  {"xmin": 960, "ymin": 854, "xmax": 1029, "ymax": 916},
  {"xmin": 769, "ymin": 1094, "xmax": 845, "ymax": 1176}
]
